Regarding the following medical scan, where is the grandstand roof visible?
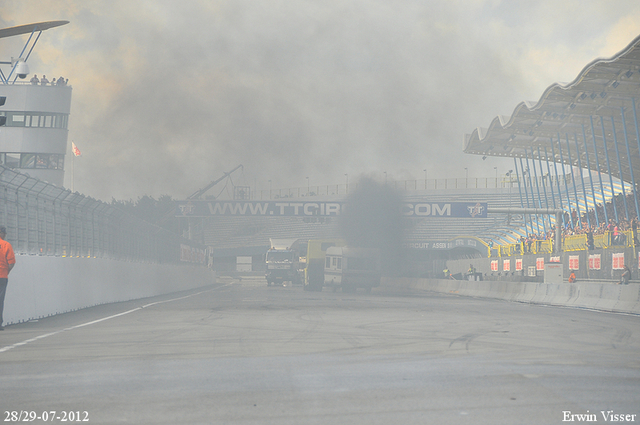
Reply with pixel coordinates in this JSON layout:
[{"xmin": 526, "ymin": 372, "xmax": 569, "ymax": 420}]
[{"xmin": 464, "ymin": 34, "xmax": 640, "ymax": 184}]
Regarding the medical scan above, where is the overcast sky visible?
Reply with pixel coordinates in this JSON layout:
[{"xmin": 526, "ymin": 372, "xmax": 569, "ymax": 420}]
[{"xmin": 2, "ymin": 1, "xmax": 640, "ymax": 201}]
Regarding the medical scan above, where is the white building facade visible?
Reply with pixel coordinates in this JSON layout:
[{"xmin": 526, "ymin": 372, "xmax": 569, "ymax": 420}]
[{"xmin": 0, "ymin": 82, "xmax": 72, "ymax": 186}]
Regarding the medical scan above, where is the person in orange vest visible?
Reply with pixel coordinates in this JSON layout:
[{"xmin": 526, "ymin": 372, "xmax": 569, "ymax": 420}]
[
  {"xmin": 568, "ymin": 270, "xmax": 576, "ymax": 283},
  {"xmin": 0, "ymin": 226, "xmax": 16, "ymax": 330}
]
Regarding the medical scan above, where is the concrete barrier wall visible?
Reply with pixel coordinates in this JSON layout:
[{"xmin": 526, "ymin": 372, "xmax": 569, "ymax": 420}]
[
  {"xmin": 382, "ymin": 277, "xmax": 640, "ymax": 315},
  {"xmin": 3, "ymin": 256, "xmax": 216, "ymax": 325}
]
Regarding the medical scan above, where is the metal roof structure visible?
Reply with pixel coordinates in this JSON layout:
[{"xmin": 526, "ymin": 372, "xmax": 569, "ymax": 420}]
[
  {"xmin": 464, "ymin": 34, "xmax": 640, "ymax": 187},
  {"xmin": 0, "ymin": 20, "xmax": 69, "ymax": 40}
]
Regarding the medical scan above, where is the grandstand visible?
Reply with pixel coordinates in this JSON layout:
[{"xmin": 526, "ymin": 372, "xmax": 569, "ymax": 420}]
[
  {"xmin": 196, "ymin": 34, "xmax": 640, "ymax": 279},
  {"xmin": 201, "ymin": 174, "xmax": 631, "ymax": 256},
  {"xmin": 465, "ymin": 34, "xmax": 640, "ymax": 229}
]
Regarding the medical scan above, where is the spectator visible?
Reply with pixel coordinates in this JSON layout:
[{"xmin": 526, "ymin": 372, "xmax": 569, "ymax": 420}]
[
  {"xmin": 40, "ymin": 75, "xmax": 49, "ymax": 85},
  {"xmin": 30, "ymin": 74, "xmax": 39, "ymax": 85},
  {"xmin": 619, "ymin": 265, "xmax": 631, "ymax": 285},
  {"xmin": 568, "ymin": 270, "xmax": 576, "ymax": 283}
]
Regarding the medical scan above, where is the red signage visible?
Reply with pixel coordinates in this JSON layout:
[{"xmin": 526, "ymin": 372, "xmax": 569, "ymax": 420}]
[
  {"xmin": 569, "ymin": 255, "xmax": 579, "ymax": 270},
  {"xmin": 612, "ymin": 253, "xmax": 625, "ymax": 270},
  {"xmin": 503, "ymin": 259, "xmax": 510, "ymax": 271},
  {"xmin": 589, "ymin": 254, "xmax": 601, "ymax": 270},
  {"xmin": 515, "ymin": 258, "xmax": 523, "ymax": 271}
]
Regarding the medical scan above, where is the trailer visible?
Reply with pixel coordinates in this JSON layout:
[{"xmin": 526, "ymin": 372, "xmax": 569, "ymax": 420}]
[
  {"xmin": 323, "ymin": 246, "xmax": 381, "ymax": 293},
  {"xmin": 303, "ymin": 238, "xmax": 346, "ymax": 291}
]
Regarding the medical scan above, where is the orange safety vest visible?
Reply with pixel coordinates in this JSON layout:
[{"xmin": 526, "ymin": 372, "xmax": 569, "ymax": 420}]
[{"xmin": 0, "ymin": 239, "xmax": 16, "ymax": 279}]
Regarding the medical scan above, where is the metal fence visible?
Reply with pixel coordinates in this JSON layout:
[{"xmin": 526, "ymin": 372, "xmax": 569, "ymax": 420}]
[{"xmin": 0, "ymin": 165, "xmax": 205, "ymax": 264}]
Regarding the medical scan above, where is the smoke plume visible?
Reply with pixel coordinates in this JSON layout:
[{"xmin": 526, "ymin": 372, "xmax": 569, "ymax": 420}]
[{"xmin": 339, "ymin": 177, "xmax": 405, "ymax": 276}]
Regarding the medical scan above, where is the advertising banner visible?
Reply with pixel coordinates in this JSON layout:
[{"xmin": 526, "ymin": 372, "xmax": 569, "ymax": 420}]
[
  {"xmin": 515, "ymin": 258, "xmax": 522, "ymax": 271},
  {"xmin": 569, "ymin": 255, "xmax": 579, "ymax": 270},
  {"xmin": 589, "ymin": 254, "xmax": 601, "ymax": 270},
  {"xmin": 612, "ymin": 252, "xmax": 625, "ymax": 270},
  {"xmin": 491, "ymin": 260, "xmax": 498, "ymax": 271},
  {"xmin": 176, "ymin": 200, "xmax": 488, "ymax": 218},
  {"xmin": 503, "ymin": 259, "xmax": 510, "ymax": 271}
]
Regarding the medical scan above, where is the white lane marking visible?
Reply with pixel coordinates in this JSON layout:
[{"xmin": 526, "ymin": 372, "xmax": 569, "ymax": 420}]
[{"xmin": 0, "ymin": 285, "xmax": 228, "ymax": 353}]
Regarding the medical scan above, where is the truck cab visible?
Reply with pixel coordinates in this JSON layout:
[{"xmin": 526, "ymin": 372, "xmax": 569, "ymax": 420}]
[{"xmin": 265, "ymin": 248, "xmax": 301, "ymax": 286}]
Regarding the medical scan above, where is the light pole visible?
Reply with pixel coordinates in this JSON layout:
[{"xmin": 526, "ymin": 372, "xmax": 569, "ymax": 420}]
[
  {"xmin": 464, "ymin": 168, "xmax": 468, "ymax": 188},
  {"xmin": 345, "ymin": 174, "xmax": 348, "ymax": 194},
  {"xmin": 423, "ymin": 168, "xmax": 427, "ymax": 189},
  {"xmin": 494, "ymin": 166, "xmax": 498, "ymax": 188},
  {"xmin": 506, "ymin": 170, "xmax": 513, "ymax": 207},
  {"xmin": 268, "ymin": 180, "xmax": 272, "ymax": 200},
  {"xmin": 384, "ymin": 171, "xmax": 387, "ymax": 185},
  {"xmin": 306, "ymin": 176, "xmax": 309, "ymax": 195}
]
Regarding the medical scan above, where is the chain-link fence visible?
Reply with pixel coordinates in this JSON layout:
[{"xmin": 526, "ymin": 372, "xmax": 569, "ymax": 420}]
[{"xmin": 0, "ymin": 165, "xmax": 205, "ymax": 264}]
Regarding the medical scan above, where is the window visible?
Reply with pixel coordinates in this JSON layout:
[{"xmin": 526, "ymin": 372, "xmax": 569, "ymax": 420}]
[
  {"xmin": 20, "ymin": 153, "xmax": 36, "ymax": 168},
  {"xmin": 0, "ymin": 112, "xmax": 69, "ymax": 129},
  {"xmin": 5, "ymin": 153, "xmax": 20, "ymax": 168},
  {"xmin": 11, "ymin": 114, "xmax": 25, "ymax": 126},
  {"xmin": 326, "ymin": 256, "xmax": 331, "ymax": 268},
  {"xmin": 35, "ymin": 155, "xmax": 49, "ymax": 169},
  {"xmin": 0, "ymin": 153, "xmax": 65, "ymax": 170},
  {"xmin": 52, "ymin": 155, "xmax": 64, "ymax": 170}
]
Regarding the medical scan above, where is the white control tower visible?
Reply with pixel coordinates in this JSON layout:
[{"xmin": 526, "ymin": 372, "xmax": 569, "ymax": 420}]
[{"xmin": 0, "ymin": 21, "xmax": 71, "ymax": 187}]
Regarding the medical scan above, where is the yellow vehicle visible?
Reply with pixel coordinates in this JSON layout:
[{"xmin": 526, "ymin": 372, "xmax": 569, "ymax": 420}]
[{"xmin": 303, "ymin": 238, "xmax": 346, "ymax": 291}]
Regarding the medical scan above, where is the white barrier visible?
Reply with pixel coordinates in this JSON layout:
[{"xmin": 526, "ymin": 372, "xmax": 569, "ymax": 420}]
[
  {"xmin": 381, "ymin": 277, "xmax": 640, "ymax": 315},
  {"xmin": 3, "ymin": 256, "xmax": 216, "ymax": 325}
]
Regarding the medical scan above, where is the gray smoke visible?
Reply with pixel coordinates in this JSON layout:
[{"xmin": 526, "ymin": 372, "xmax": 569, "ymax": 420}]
[{"xmin": 339, "ymin": 177, "xmax": 405, "ymax": 276}]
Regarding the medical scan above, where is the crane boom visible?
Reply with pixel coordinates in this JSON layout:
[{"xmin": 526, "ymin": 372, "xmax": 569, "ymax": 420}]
[{"xmin": 187, "ymin": 164, "xmax": 243, "ymax": 200}]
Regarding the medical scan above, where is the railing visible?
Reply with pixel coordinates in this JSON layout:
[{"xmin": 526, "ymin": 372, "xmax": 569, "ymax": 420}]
[
  {"xmin": 253, "ymin": 177, "xmax": 532, "ymax": 200},
  {"xmin": 250, "ymin": 174, "xmax": 590, "ymax": 200},
  {"xmin": 498, "ymin": 240, "xmax": 554, "ymax": 256},
  {"xmin": 494, "ymin": 230, "xmax": 636, "ymax": 257},
  {"xmin": 563, "ymin": 234, "xmax": 588, "ymax": 252},
  {"xmin": 0, "ymin": 165, "xmax": 205, "ymax": 264}
]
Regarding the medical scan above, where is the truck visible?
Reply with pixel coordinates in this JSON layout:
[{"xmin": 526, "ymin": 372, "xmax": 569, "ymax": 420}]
[
  {"xmin": 265, "ymin": 238, "xmax": 303, "ymax": 286},
  {"xmin": 303, "ymin": 239, "xmax": 346, "ymax": 291},
  {"xmin": 323, "ymin": 246, "xmax": 381, "ymax": 293}
]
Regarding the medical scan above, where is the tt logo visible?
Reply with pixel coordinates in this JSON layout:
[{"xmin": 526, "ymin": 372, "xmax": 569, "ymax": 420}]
[
  {"xmin": 467, "ymin": 203, "xmax": 484, "ymax": 217},
  {"xmin": 178, "ymin": 202, "xmax": 196, "ymax": 216}
]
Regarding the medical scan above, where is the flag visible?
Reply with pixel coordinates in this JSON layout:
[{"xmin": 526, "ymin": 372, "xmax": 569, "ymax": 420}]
[{"xmin": 72, "ymin": 142, "xmax": 81, "ymax": 157}]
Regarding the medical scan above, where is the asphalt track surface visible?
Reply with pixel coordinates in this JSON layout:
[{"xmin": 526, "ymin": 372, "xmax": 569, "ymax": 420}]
[{"xmin": 0, "ymin": 276, "xmax": 638, "ymax": 425}]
